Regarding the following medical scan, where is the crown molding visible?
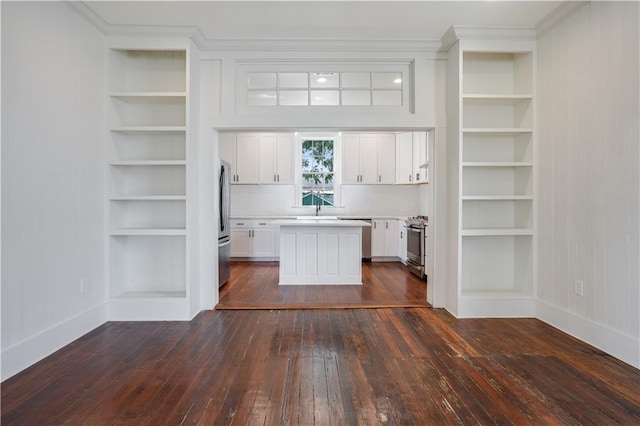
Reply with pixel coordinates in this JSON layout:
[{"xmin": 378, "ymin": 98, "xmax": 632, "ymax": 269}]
[
  {"xmin": 64, "ymin": 1, "xmax": 443, "ymax": 53},
  {"xmin": 440, "ymin": 25, "xmax": 537, "ymax": 51},
  {"xmin": 536, "ymin": 1, "xmax": 589, "ymax": 38}
]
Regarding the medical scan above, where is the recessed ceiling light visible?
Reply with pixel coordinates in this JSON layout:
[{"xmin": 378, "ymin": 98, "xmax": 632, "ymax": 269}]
[
  {"xmin": 394, "ymin": 78, "xmax": 402, "ymax": 84},
  {"xmin": 317, "ymin": 77, "xmax": 327, "ymax": 83}
]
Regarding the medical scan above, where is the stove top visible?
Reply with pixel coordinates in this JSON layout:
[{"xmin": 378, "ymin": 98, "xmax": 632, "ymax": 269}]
[{"xmin": 405, "ymin": 216, "xmax": 428, "ymax": 227}]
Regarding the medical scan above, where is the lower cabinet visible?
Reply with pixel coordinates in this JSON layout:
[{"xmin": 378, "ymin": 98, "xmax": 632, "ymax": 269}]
[
  {"xmin": 371, "ymin": 219, "xmax": 399, "ymax": 258},
  {"xmin": 230, "ymin": 220, "xmax": 275, "ymax": 259},
  {"xmin": 398, "ymin": 224, "xmax": 408, "ymax": 262}
]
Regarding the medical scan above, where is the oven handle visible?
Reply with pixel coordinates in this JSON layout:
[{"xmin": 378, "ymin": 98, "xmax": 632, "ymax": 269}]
[{"xmin": 407, "ymin": 227, "xmax": 422, "ymax": 234}]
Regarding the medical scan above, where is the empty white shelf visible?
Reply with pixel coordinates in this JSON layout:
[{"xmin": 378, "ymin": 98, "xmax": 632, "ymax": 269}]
[
  {"xmin": 461, "ymin": 228, "xmax": 533, "ymax": 236},
  {"xmin": 110, "ymin": 228, "xmax": 187, "ymax": 236}
]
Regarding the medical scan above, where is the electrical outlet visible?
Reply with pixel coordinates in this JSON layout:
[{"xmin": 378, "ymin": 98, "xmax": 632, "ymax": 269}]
[
  {"xmin": 574, "ymin": 280, "xmax": 584, "ymax": 296},
  {"xmin": 80, "ymin": 277, "xmax": 88, "ymax": 294}
]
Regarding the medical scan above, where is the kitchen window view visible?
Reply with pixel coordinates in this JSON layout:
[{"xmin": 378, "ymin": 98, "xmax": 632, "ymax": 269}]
[{"xmin": 301, "ymin": 139, "xmax": 334, "ymax": 206}]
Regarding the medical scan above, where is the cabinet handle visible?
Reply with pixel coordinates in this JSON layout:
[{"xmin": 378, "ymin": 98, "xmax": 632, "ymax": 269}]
[
  {"xmin": 416, "ymin": 173, "xmax": 420, "ymax": 181},
  {"xmin": 386, "ymin": 221, "xmax": 388, "ymax": 229},
  {"xmin": 409, "ymin": 174, "xmax": 412, "ymax": 182},
  {"xmin": 401, "ymin": 231, "xmax": 403, "ymax": 239},
  {"xmin": 237, "ymin": 222, "xmax": 245, "ymax": 226},
  {"xmin": 277, "ymin": 175, "xmax": 280, "ymax": 182},
  {"xmin": 374, "ymin": 222, "xmax": 377, "ymax": 229},
  {"xmin": 378, "ymin": 175, "xmax": 381, "ymax": 183}
]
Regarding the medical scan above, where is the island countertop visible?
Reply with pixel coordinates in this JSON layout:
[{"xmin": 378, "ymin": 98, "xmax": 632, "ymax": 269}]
[{"xmin": 272, "ymin": 219, "xmax": 371, "ymax": 227}]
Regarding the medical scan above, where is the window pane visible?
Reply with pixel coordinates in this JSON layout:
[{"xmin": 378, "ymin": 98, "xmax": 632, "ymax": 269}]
[
  {"xmin": 372, "ymin": 72, "xmax": 403, "ymax": 89},
  {"xmin": 342, "ymin": 72, "xmax": 370, "ymax": 88},
  {"xmin": 310, "ymin": 72, "xmax": 339, "ymax": 88},
  {"xmin": 372, "ymin": 90, "xmax": 402, "ymax": 106},
  {"xmin": 279, "ymin": 73, "xmax": 308, "ymax": 89},
  {"xmin": 247, "ymin": 90, "xmax": 277, "ymax": 106},
  {"xmin": 310, "ymin": 90, "xmax": 339, "ymax": 106},
  {"xmin": 301, "ymin": 140, "xmax": 335, "ymax": 206},
  {"xmin": 247, "ymin": 72, "xmax": 276, "ymax": 89},
  {"xmin": 280, "ymin": 90, "xmax": 308, "ymax": 106},
  {"xmin": 342, "ymin": 90, "xmax": 371, "ymax": 106}
]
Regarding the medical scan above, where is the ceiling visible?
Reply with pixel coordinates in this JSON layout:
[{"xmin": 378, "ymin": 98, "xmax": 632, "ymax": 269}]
[{"xmin": 84, "ymin": 1, "xmax": 564, "ymax": 42}]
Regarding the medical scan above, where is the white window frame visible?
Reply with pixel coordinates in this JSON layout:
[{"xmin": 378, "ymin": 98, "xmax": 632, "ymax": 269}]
[{"xmin": 294, "ymin": 132, "xmax": 342, "ymax": 208}]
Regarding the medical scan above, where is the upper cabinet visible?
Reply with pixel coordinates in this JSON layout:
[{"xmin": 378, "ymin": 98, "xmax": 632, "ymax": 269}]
[
  {"xmin": 396, "ymin": 131, "xmax": 430, "ymax": 184},
  {"xmin": 259, "ymin": 133, "xmax": 294, "ymax": 184},
  {"xmin": 342, "ymin": 133, "xmax": 396, "ymax": 184},
  {"xmin": 220, "ymin": 132, "xmax": 295, "ymax": 185},
  {"xmin": 219, "ymin": 133, "xmax": 260, "ymax": 184}
]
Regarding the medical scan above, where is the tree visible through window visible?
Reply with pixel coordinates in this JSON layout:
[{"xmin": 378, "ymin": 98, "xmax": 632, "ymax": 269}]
[{"xmin": 301, "ymin": 140, "xmax": 334, "ymax": 206}]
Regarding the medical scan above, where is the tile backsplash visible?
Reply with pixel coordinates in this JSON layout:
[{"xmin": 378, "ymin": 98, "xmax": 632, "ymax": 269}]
[{"xmin": 230, "ymin": 184, "xmax": 424, "ymax": 217}]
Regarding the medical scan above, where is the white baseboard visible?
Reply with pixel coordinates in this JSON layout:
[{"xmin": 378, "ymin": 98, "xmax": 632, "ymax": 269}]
[
  {"xmin": 1, "ymin": 303, "xmax": 107, "ymax": 381},
  {"xmin": 537, "ymin": 299, "xmax": 640, "ymax": 369},
  {"xmin": 457, "ymin": 295, "xmax": 536, "ymax": 318}
]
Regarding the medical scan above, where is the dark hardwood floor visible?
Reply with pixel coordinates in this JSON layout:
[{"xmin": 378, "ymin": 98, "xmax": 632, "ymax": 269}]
[
  {"xmin": 3, "ymin": 263, "xmax": 640, "ymax": 424},
  {"xmin": 3, "ymin": 307, "xmax": 640, "ymax": 424},
  {"xmin": 217, "ymin": 261, "xmax": 430, "ymax": 309}
]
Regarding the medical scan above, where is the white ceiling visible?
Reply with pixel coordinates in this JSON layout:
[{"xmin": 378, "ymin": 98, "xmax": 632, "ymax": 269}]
[{"xmin": 85, "ymin": 1, "xmax": 564, "ymax": 42}]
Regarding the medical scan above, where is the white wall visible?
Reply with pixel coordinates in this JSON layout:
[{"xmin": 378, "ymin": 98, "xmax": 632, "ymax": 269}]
[
  {"xmin": 230, "ymin": 184, "xmax": 421, "ymax": 218},
  {"xmin": 1, "ymin": 1, "xmax": 106, "ymax": 379},
  {"xmin": 537, "ymin": 1, "xmax": 640, "ymax": 368}
]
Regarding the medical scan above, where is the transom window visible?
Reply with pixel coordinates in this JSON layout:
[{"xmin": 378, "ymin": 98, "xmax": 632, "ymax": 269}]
[
  {"xmin": 301, "ymin": 139, "xmax": 334, "ymax": 206},
  {"xmin": 247, "ymin": 71, "xmax": 403, "ymax": 107}
]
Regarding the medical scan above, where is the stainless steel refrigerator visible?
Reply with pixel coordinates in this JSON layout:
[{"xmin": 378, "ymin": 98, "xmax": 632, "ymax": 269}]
[{"xmin": 218, "ymin": 160, "xmax": 231, "ymax": 287}]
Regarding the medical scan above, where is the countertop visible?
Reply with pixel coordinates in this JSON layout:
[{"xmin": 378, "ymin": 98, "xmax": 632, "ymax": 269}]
[{"xmin": 271, "ymin": 219, "xmax": 372, "ymax": 227}]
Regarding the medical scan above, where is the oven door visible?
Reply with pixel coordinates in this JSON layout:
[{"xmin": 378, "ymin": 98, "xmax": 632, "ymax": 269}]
[{"xmin": 406, "ymin": 226, "xmax": 423, "ymax": 265}]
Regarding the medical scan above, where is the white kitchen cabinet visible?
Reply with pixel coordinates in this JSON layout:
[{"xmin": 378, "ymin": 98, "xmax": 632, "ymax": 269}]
[
  {"xmin": 259, "ymin": 132, "xmax": 294, "ymax": 184},
  {"xmin": 372, "ymin": 219, "xmax": 399, "ymax": 258},
  {"xmin": 219, "ymin": 133, "xmax": 260, "ymax": 184},
  {"xmin": 342, "ymin": 133, "xmax": 395, "ymax": 184},
  {"xmin": 396, "ymin": 131, "xmax": 429, "ymax": 184},
  {"xmin": 412, "ymin": 132, "xmax": 428, "ymax": 183},
  {"xmin": 398, "ymin": 224, "xmax": 408, "ymax": 262},
  {"xmin": 230, "ymin": 219, "xmax": 275, "ymax": 259}
]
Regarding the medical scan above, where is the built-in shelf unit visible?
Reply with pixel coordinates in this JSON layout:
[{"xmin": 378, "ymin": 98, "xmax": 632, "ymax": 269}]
[
  {"xmin": 447, "ymin": 36, "xmax": 536, "ymax": 317},
  {"xmin": 107, "ymin": 43, "xmax": 195, "ymax": 320}
]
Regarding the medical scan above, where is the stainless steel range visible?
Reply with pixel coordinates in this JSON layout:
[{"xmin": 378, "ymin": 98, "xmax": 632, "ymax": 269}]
[{"xmin": 405, "ymin": 216, "xmax": 427, "ymax": 280}]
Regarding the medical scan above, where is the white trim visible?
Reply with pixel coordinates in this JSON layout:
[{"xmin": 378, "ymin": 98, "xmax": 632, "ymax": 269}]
[
  {"xmin": 537, "ymin": 299, "xmax": 640, "ymax": 369},
  {"xmin": 63, "ymin": 2, "xmax": 444, "ymax": 53},
  {"xmin": 535, "ymin": 1, "xmax": 590, "ymax": 38},
  {"xmin": 1, "ymin": 303, "xmax": 108, "ymax": 381},
  {"xmin": 441, "ymin": 26, "xmax": 537, "ymax": 51},
  {"xmin": 457, "ymin": 295, "xmax": 536, "ymax": 318}
]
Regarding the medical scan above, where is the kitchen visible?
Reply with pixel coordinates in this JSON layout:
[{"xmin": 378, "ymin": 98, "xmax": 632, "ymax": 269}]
[
  {"xmin": 2, "ymin": 0, "xmax": 639, "ymax": 391},
  {"xmin": 218, "ymin": 130, "xmax": 433, "ymax": 289}
]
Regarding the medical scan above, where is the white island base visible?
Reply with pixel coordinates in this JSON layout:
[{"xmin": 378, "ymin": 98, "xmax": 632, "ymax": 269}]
[{"xmin": 272, "ymin": 219, "xmax": 371, "ymax": 285}]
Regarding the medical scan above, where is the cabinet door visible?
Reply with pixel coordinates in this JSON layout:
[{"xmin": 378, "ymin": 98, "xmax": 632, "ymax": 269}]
[
  {"xmin": 275, "ymin": 133, "xmax": 295, "ymax": 184},
  {"xmin": 252, "ymin": 227, "xmax": 275, "ymax": 257},
  {"xmin": 230, "ymin": 228, "xmax": 251, "ymax": 257},
  {"xmin": 384, "ymin": 220, "xmax": 399, "ymax": 256},
  {"xmin": 413, "ymin": 132, "xmax": 427, "ymax": 183},
  {"xmin": 342, "ymin": 134, "xmax": 361, "ymax": 184},
  {"xmin": 377, "ymin": 134, "xmax": 396, "ymax": 184},
  {"xmin": 258, "ymin": 133, "xmax": 277, "ymax": 183},
  {"xmin": 359, "ymin": 134, "xmax": 378, "ymax": 184},
  {"xmin": 399, "ymin": 225, "xmax": 408, "ymax": 261},
  {"xmin": 396, "ymin": 132, "xmax": 413, "ymax": 184},
  {"xmin": 235, "ymin": 133, "xmax": 260, "ymax": 184},
  {"xmin": 219, "ymin": 133, "xmax": 235, "ymax": 166},
  {"xmin": 371, "ymin": 219, "xmax": 385, "ymax": 257}
]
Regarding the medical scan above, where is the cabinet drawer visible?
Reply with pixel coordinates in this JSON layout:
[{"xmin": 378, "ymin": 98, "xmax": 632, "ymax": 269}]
[
  {"xmin": 231, "ymin": 219, "xmax": 253, "ymax": 228},
  {"xmin": 253, "ymin": 220, "xmax": 272, "ymax": 228}
]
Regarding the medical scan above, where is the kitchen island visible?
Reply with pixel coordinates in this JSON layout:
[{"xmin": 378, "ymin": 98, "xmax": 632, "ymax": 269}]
[{"xmin": 271, "ymin": 219, "xmax": 371, "ymax": 285}]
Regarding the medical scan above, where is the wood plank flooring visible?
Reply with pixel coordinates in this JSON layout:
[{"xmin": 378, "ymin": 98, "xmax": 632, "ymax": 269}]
[
  {"xmin": 3, "ymin": 308, "xmax": 640, "ymax": 425},
  {"xmin": 217, "ymin": 261, "xmax": 429, "ymax": 309}
]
